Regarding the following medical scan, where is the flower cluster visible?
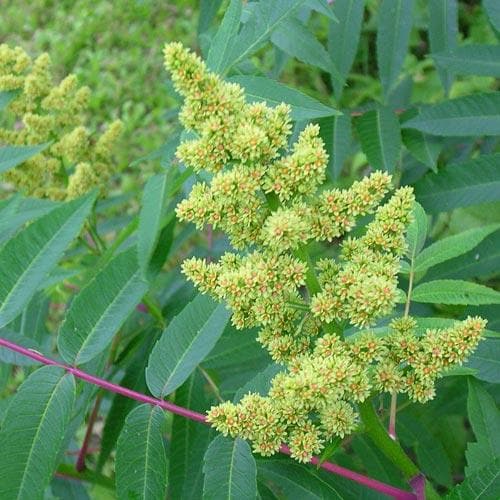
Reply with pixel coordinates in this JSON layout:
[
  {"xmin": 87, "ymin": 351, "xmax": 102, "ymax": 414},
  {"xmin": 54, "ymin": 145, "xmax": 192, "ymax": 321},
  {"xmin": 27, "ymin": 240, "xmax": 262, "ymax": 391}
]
[
  {"xmin": 0, "ymin": 44, "xmax": 122, "ymax": 200},
  {"xmin": 165, "ymin": 43, "xmax": 487, "ymax": 462},
  {"xmin": 208, "ymin": 316, "xmax": 485, "ymax": 461}
]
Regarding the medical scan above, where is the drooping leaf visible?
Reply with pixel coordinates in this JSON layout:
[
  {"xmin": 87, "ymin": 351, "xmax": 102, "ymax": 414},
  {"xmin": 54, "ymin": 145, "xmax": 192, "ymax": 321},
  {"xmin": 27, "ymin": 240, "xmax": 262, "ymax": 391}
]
[
  {"xmin": 306, "ymin": 0, "xmax": 338, "ymax": 21},
  {"xmin": 0, "ymin": 366, "xmax": 75, "ymax": 500},
  {"xmin": 465, "ymin": 378, "xmax": 500, "ymax": 474},
  {"xmin": 206, "ymin": 0, "xmax": 242, "ymax": 74},
  {"xmin": 465, "ymin": 339, "xmax": 500, "ymax": 384},
  {"xmin": 413, "ymin": 224, "xmax": 500, "ymax": 273},
  {"xmin": 271, "ymin": 17, "xmax": 338, "ymax": 76},
  {"xmin": 376, "ymin": 0, "xmax": 414, "ymax": 100},
  {"xmin": 401, "ymin": 128, "xmax": 441, "ymax": 172},
  {"xmin": 137, "ymin": 171, "xmax": 173, "ymax": 277},
  {"xmin": 448, "ymin": 458, "xmax": 500, "ymax": 499},
  {"xmin": 411, "ymin": 280, "xmax": 500, "ymax": 305},
  {"xmin": 0, "ymin": 142, "xmax": 51, "ymax": 174},
  {"xmin": 483, "ymin": 0, "xmax": 500, "ymax": 32},
  {"xmin": 405, "ymin": 201, "xmax": 428, "ymax": 260},
  {"xmin": 203, "ymin": 436, "xmax": 257, "ymax": 500},
  {"xmin": 428, "ymin": 0, "xmax": 458, "ymax": 93},
  {"xmin": 257, "ymin": 460, "xmax": 361, "ymax": 499},
  {"xmin": 355, "ymin": 106, "xmax": 401, "ymax": 172},
  {"xmin": 403, "ymin": 93, "xmax": 500, "ymax": 137},
  {"xmin": 229, "ymin": 75, "xmax": 339, "ymax": 121},
  {"xmin": 226, "ymin": 0, "xmax": 308, "ymax": 70},
  {"xmin": 327, "ymin": 0, "xmax": 365, "ymax": 100},
  {"xmin": 146, "ymin": 294, "xmax": 231, "ymax": 398},
  {"xmin": 318, "ymin": 113, "xmax": 351, "ymax": 179},
  {"xmin": 58, "ymin": 246, "xmax": 149, "ymax": 365},
  {"xmin": 414, "ymin": 154, "xmax": 500, "ymax": 213},
  {"xmin": 432, "ymin": 45, "xmax": 500, "ymax": 78},
  {"xmin": 0, "ymin": 192, "xmax": 95, "ymax": 329},
  {"xmin": 398, "ymin": 414, "xmax": 452, "ymax": 488},
  {"xmin": 168, "ymin": 372, "xmax": 215, "ymax": 500},
  {"xmin": 116, "ymin": 404, "xmax": 168, "ymax": 500}
]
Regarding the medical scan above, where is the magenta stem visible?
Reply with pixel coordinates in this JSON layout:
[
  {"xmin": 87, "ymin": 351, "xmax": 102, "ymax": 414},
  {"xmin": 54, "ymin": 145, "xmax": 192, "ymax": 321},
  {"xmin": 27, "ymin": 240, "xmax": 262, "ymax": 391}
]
[{"xmin": 0, "ymin": 337, "xmax": 416, "ymax": 499}]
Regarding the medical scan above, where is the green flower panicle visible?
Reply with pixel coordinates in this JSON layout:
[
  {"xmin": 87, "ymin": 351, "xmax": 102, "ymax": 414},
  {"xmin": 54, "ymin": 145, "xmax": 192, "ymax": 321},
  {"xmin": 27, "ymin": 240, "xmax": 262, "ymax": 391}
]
[
  {"xmin": 164, "ymin": 43, "xmax": 487, "ymax": 463},
  {"xmin": 0, "ymin": 44, "xmax": 122, "ymax": 200}
]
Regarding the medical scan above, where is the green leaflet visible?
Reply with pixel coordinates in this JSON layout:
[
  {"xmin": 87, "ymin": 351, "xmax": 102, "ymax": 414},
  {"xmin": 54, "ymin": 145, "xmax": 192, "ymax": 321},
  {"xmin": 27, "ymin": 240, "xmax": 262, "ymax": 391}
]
[
  {"xmin": 465, "ymin": 339, "xmax": 500, "ymax": 384},
  {"xmin": 206, "ymin": 0, "xmax": 242, "ymax": 74},
  {"xmin": 0, "ymin": 192, "xmax": 96, "ymax": 329},
  {"xmin": 225, "ymin": 0, "xmax": 308, "ymax": 70},
  {"xmin": 432, "ymin": 45, "xmax": 500, "ymax": 77},
  {"xmin": 428, "ymin": 0, "xmax": 458, "ymax": 93},
  {"xmin": 355, "ymin": 106, "xmax": 401, "ymax": 172},
  {"xmin": 146, "ymin": 294, "xmax": 231, "ymax": 398},
  {"xmin": 0, "ymin": 366, "xmax": 75, "ymax": 500},
  {"xmin": 271, "ymin": 17, "xmax": 338, "ymax": 77},
  {"xmin": 168, "ymin": 372, "xmax": 215, "ymax": 499},
  {"xmin": 401, "ymin": 128, "xmax": 441, "ymax": 172},
  {"xmin": 58, "ymin": 246, "xmax": 149, "ymax": 365},
  {"xmin": 483, "ymin": 0, "xmax": 500, "ymax": 32},
  {"xmin": 328, "ymin": 0, "xmax": 365, "ymax": 100},
  {"xmin": 448, "ymin": 458, "xmax": 500, "ymax": 499},
  {"xmin": 376, "ymin": 0, "xmax": 414, "ymax": 100},
  {"xmin": 414, "ymin": 153, "xmax": 500, "ymax": 213},
  {"xmin": 203, "ymin": 436, "xmax": 257, "ymax": 500},
  {"xmin": 413, "ymin": 224, "xmax": 500, "ymax": 274},
  {"xmin": 0, "ymin": 142, "xmax": 51, "ymax": 174},
  {"xmin": 403, "ymin": 93, "xmax": 500, "ymax": 137},
  {"xmin": 465, "ymin": 378, "xmax": 500, "ymax": 475},
  {"xmin": 411, "ymin": 280, "xmax": 500, "ymax": 306},
  {"xmin": 405, "ymin": 201, "xmax": 428, "ymax": 261},
  {"xmin": 116, "ymin": 405, "xmax": 168, "ymax": 500},
  {"xmin": 229, "ymin": 75, "xmax": 339, "ymax": 121},
  {"xmin": 318, "ymin": 113, "xmax": 351, "ymax": 179}
]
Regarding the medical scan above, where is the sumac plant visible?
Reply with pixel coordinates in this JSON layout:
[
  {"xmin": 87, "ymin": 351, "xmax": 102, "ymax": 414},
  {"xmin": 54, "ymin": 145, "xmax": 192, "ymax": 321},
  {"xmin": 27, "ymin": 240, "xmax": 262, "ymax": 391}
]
[{"xmin": 1, "ymin": 1, "xmax": 500, "ymax": 499}]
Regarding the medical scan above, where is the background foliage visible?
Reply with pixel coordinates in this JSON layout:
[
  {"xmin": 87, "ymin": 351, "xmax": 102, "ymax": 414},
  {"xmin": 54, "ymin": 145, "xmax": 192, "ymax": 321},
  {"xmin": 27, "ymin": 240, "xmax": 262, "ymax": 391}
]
[{"xmin": 0, "ymin": 0, "xmax": 499, "ymax": 499}]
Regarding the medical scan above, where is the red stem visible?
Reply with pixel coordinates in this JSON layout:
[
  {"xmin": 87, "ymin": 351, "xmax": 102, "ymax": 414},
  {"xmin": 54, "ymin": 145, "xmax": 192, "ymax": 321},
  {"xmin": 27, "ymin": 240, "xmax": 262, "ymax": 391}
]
[
  {"xmin": 0, "ymin": 337, "xmax": 416, "ymax": 499},
  {"xmin": 76, "ymin": 394, "xmax": 102, "ymax": 471}
]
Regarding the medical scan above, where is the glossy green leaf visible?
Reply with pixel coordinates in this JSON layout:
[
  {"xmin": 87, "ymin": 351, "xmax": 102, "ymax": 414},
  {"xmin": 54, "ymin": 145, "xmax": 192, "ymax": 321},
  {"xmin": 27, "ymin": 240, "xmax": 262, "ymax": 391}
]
[
  {"xmin": 116, "ymin": 404, "xmax": 168, "ymax": 500},
  {"xmin": 203, "ymin": 436, "xmax": 257, "ymax": 500},
  {"xmin": 465, "ymin": 339, "xmax": 500, "ymax": 384},
  {"xmin": 228, "ymin": 75, "xmax": 339, "ymax": 121},
  {"xmin": 414, "ymin": 154, "xmax": 500, "ymax": 213},
  {"xmin": 376, "ymin": 0, "xmax": 414, "ymax": 100},
  {"xmin": 146, "ymin": 294, "xmax": 231, "ymax": 397},
  {"xmin": 226, "ymin": 0, "xmax": 307, "ymax": 70},
  {"xmin": 0, "ymin": 192, "xmax": 95, "ymax": 329},
  {"xmin": 401, "ymin": 128, "xmax": 440, "ymax": 171},
  {"xmin": 403, "ymin": 93, "xmax": 500, "ymax": 136},
  {"xmin": 206, "ymin": 0, "xmax": 242, "ymax": 73},
  {"xmin": 465, "ymin": 378, "xmax": 500, "ymax": 474},
  {"xmin": 327, "ymin": 0, "xmax": 365, "ymax": 99},
  {"xmin": 405, "ymin": 201, "xmax": 428, "ymax": 260},
  {"xmin": 355, "ymin": 106, "xmax": 401, "ymax": 172},
  {"xmin": 432, "ymin": 45, "xmax": 500, "ymax": 77},
  {"xmin": 168, "ymin": 372, "xmax": 215, "ymax": 499},
  {"xmin": 0, "ymin": 142, "xmax": 51, "ymax": 174},
  {"xmin": 411, "ymin": 280, "xmax": 500, "ymax": 305},
  {"xmin": 58, "ymin": 246, "xmax": 148, "ymax": 365},
  {"xmin": 413, "ymin": 224, "xmax": 500, "ymax": 273},
  {"xmin": 271, "ymin": 17, "xmax": 337, "ymax": 76},
  {"xmin": 448, "ymin": 458, "xmax": 500, "ymax": 499},
  {"xmin": 483, "ymin": 0, "xmax": 500, "ymax": 32},
  {"xmin": 428, "ymin": 0, "xmax": 458, "ymax": 93},
  {"xmin": 0, "ymin": 366, "xmax": 75, "ymax": 500}
]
